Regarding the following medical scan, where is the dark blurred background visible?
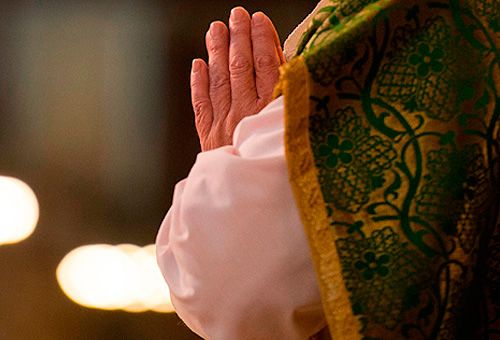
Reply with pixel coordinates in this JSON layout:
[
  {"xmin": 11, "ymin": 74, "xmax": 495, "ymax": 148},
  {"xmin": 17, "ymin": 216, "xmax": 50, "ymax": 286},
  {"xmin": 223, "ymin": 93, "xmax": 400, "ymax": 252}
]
[{"xmin": 0, "ymin": 1, "xmax": 314, "ymax": 339}]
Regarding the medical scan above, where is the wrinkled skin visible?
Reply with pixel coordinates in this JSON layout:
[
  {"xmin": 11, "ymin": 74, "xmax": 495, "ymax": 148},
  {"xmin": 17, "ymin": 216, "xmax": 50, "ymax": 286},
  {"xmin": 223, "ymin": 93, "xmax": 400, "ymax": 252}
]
[{"xmin": 190, "ymin": 7, "xmax": 285, "ymax": 151}]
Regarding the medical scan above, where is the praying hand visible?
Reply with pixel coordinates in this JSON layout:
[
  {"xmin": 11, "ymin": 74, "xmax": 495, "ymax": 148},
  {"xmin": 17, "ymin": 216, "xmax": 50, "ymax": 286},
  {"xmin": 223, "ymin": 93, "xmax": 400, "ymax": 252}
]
[
  {"xmin": 156, "ymin": 1, "xmax": 500, "ymax": 339},
  {"xmin": 190, "ymin": 7, "xmax": 284, "ymax": 151}
]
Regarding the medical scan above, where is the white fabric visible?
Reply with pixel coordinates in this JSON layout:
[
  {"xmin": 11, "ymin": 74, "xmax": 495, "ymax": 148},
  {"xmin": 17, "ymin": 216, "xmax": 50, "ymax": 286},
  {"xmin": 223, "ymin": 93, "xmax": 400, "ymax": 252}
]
[{"xmin": 156, "ymin": 97, "xmax": 325, "ymax": 339}]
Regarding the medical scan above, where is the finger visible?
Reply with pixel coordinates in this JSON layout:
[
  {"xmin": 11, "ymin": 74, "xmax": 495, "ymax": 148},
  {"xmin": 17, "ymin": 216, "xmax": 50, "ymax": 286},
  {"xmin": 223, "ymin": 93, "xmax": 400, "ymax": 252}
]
[
  {"xmin": 257, "ymin": 12, "xmax": 285, "ymax": 64},
  {"xmin": 206, "ymin": 21, "xmax": 231, "ymax": 121},
  {"xmin": 251, "ymin": 12, "xmax": 281, "ymax": 105},
  {"xmin": 267, "ymin": 17, "xmax": 286, "ymax": 64},
  {"xmin": 229, "ymin": 7, "xmax": 257, "ymax": 108},
  {"xmin": 190, "ymin": 59, "xmax": 213, "ymax": 139}
]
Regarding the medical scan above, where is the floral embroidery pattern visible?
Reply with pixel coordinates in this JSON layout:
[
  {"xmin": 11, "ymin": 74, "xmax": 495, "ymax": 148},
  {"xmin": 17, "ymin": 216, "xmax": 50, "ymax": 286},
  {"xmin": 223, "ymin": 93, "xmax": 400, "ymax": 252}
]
[
  {"xmin": 355, "ymin": 251, "xmax": 391, "ymax": 280},
  {"xmin": 336, "ymin": 227, "xmax": 429, "ymax": 329},
  {"xmin": 318, "ymin": 134, "xmax": 354, "ymax": 168},
  {"xmin": 298, "ymin": 1, "xmax": 374, "ymax": 86},
  {"xmin": 306, "ymin": 41, "xmax": 359, "ymax": 86},
  {"xmin": 289, "ymin": 0, "xmax": 500, "ymax": 337},
  {"xmin": 376, "ymin": 17, "xmax": 462, "ymax": 121},
  {"xmin": 416, "ymin": 144, "xmax": 489, "ymax": 252},
  {"xmin": 408, "ymin": 43, "xmax": 445, "ymax": 77},
  {"xmin": 310, "ymin": 105, "xmax": 397, "ymax": 213},
  {"xmin": 466, "ymin": 0, "xmax": 500, "ymax": 32}
]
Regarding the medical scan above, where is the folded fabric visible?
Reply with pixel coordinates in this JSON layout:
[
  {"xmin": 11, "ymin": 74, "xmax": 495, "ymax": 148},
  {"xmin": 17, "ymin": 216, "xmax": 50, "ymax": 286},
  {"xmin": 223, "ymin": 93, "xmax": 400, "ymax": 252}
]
[{"xmin": 156, "ymin": 97, "xmax": 326, "ymax": 339}]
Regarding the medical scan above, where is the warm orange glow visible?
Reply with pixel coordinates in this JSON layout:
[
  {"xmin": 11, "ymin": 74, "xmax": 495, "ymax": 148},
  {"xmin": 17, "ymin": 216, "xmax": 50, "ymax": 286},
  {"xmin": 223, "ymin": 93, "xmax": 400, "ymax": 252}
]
[{"xmin": 56, "ymin": 244, "xmax": 174, "ymax": 313}]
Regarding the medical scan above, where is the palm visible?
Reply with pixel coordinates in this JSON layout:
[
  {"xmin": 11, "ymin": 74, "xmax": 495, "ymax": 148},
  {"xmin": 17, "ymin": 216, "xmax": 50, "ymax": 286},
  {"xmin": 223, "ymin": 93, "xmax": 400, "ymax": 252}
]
[{"xmin": 190, "ymin": 7, "xmax": 285, "ymax": 151}]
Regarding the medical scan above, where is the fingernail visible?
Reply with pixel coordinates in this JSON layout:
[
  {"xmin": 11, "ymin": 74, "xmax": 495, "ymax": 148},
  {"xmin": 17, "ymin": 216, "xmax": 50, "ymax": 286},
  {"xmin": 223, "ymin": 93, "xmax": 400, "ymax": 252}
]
[
  {"xmin": 252, "ymin": 12, "xmax": 265, "ymax": 25},
  {"xmin": 192, "ymin": 59, "xmax": 201, "ymax": 73},
  {"xmin": 230, "ymin": 7, "xmax": 245, "ymax": 22},
  {"xmin": 210, "ymin": 22, "xmax": 223, "ymax": 37}
]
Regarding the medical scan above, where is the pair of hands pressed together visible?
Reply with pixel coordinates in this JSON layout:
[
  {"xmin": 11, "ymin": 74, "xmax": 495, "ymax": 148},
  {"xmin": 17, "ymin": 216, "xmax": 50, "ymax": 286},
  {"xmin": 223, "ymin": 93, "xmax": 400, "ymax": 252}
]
[{"xmin": 191, "ymin": 7, "xmax": 285, "ymax": 151}]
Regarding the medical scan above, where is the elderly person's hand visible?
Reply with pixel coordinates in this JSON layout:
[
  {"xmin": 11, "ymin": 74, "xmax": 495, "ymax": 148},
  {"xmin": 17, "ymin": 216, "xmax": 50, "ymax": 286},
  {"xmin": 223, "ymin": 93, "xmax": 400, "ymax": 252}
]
[{"xmin": 191, "ymin": 7, "xmax": 285, "ymax": 151}]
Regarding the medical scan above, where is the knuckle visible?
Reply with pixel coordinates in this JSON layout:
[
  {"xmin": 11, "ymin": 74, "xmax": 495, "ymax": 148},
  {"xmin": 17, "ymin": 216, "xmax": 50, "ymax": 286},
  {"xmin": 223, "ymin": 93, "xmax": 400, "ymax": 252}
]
[
  {"xmin": 208, "ymin": 42, "xmax": 218, "ymax": 54},
  {"xmin": 229, "ymin": 22, "xmax": 250, "ymax": 35},
  {"xmin": 190, "ymin": 77, "xmax": 204, "ymax": 88},
  {"xmin": 207, "ymin": 39, "xmax": 225, "ymax": 54},
  {"xmin": 255, "ymin": 54, "xmax": 279, "ymax": 71},
  {"xmin": 229, "ymin": 55, "xmax": 252, "ymax": 76},
  {"xmin": 192, "ymin": 100, "xmax": 211, "ymax": 116},
  {"xmin": 195, "ymin": 112, "xmax": 209, "ymax": 130},
  {"xmin": 251, "ymin": 28, "xmax": 271, "ymax": 41},
  {"xmin": 210, "ymin": 78, "xmax": 229, "ymax": 91},
  {"xmin": 209, "ymin": 71, "xmax": 230, "ymax": 90}
]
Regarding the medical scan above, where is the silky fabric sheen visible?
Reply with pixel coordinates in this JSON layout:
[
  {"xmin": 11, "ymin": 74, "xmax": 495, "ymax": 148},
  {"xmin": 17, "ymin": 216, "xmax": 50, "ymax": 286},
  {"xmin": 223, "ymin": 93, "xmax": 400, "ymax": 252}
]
[{"xmin": 156, "ymin": 97, "xmax": 326, "ymax": 339}]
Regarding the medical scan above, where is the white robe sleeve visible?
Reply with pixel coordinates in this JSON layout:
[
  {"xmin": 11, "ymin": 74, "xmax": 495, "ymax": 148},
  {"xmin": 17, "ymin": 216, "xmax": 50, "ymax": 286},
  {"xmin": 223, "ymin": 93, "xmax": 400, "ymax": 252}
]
[{"xmin": 156, "ymin": 97, "xmax": 326, "ymax": 339}]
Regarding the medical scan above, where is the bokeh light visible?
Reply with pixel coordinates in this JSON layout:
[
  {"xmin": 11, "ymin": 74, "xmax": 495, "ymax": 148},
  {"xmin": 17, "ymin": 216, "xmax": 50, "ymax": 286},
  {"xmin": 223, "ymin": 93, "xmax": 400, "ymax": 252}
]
[
  {"xmin": 56, "ymin": 244, "xmax": 174, "ymax": 313},
  {"xmin": 0, "ymin": 176, "xmax": 39, "ymax": 245}
]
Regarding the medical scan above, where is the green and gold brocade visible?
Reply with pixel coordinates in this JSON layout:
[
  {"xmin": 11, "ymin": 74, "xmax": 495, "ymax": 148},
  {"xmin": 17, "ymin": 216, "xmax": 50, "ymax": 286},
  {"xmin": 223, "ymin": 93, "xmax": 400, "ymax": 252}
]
[{"xmin": 277, "ymin": 0, "xmax": 499, "ymax": 338}]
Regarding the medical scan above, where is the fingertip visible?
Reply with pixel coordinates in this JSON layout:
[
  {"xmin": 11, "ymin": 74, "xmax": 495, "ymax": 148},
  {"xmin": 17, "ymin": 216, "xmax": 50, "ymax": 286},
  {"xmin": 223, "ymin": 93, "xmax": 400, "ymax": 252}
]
[
  {"xmin": 252, "ymin": 12, "xmax": 266, "ymax": 25},
  {"xmin": 192, "ymin": 59, "xmax": 200, "ymax": 73},
  {"xmin": 191, "ymin": 59, "xmax": 209, "ymax": 83},
  {"xmin": 210, "ymin": 21, "xmax": 228, "ymax": 37},
  {"xmin": 230, "ymin": 6, "xmax": 250, "ymax": 22},
  {"xmin": 231, "ymin": 6, "xmax": 249, "ymax": 16},
  {"xmin": 192, "ymin": 59, "xmax": 205, "ymax": 73},
  {"xmin": 250, "ymin": 12, "xmax": 284, "ymax": 62},
  {"xmin": 211, "ymin": 21, "xmax": 227, "ymax": 29}
]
